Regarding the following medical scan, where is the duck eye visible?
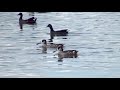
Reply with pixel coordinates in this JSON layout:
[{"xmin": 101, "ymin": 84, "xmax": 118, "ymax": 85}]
[{"xmin": 42, "ymin": 40, "xmax": 45, "ymax": 42}]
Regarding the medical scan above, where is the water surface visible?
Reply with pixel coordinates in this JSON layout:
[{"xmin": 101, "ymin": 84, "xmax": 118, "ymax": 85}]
[{"xmin": 0, "ymin": 12, "xmax": 120, "ymax": 78}]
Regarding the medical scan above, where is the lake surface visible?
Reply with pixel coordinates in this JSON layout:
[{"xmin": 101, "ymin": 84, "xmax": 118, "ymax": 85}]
[{"xmin": 0, "ymin": 12, "xmax": 120, "ymax": 78}]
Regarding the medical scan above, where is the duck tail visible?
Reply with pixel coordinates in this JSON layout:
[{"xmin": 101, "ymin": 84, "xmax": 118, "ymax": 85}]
[
  {"xmin": 66, "ymin": 30, "xmax": 68, "ymax": 33},
  {"xmin": 64, "ymin": 29, "xmax": 68, "ymax": 34},
  {"xmin": 35, "ymin": 18, "xmax": 37, "ymax": 22},
  {"xmin": 73, "ymin": 50, "xmax": 78, "ymax": 54}
]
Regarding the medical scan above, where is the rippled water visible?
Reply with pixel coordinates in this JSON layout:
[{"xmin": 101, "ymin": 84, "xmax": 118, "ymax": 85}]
[{"xmin": 0, "ymin": 12, "xmax": 120, "ymax": 78}]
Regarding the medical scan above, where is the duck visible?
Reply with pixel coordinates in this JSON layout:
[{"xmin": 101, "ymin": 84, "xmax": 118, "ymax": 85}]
[
  {"xmin": 37, "ymin": 39, "xmax": 64, "ymax": 49},
  {"xmin": 18, "ymin": 13, "xmax": 37, "ymax": 24},
  {"xmin": 54, "ymin": 45, "xmax": 78, "ymax": 58},
  {"xmin": 47, "ymin": 24, "xmax": 68, "ymax": 36}
]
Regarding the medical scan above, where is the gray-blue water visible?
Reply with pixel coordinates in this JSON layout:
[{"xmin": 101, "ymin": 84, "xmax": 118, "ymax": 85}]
[{"xmin": 0, "ymin": 12, "xmax": 120, "ymax": 78}]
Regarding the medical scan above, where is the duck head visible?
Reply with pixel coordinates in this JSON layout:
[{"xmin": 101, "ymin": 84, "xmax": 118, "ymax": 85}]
[
  {"xmin": 47, "ymin": 24, "xmax": 52, "ymax": 27},
  {"xmin": 57, "ymin": 45, "xmax": 63, "ymax": 51},
  {"xmin": 47, "ymin": 24, "xmax": 54, "ymax": 31},
  {"xmin": 42, "ymin": 39, "xmax": 47, "ymax": 45},
  {"xmin": 36, "ymin": 39, "xmax": 47, "ymax": 45},
  {"xmin": 18, "ymin": 13, "xmax": 23, "ymax": 16}
]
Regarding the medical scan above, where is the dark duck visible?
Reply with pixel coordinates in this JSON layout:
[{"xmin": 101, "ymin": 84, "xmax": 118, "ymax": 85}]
[
  {"xmin": 47, "ymin": 24, "xmax": 68, "ymax": 36},
  {"xmin": 18, "ymin": 13, "xmax": 37, "ymax": 24}
]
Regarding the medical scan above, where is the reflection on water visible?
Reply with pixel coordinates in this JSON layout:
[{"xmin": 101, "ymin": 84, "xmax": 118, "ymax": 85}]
[
  {"xmin": 0, "ymin": 12, "xmax": 120, "ymax": 77},
  {"xmin": 19, "ymin": 21, "xmax": 37, "ymax": 30},
  {"xmin": 28, "ymin": 12, "xmax": 35, "ymax": 16},
  {"xmin": 58, "ymin": 58, "xmax": 63, "ymax": 62}
]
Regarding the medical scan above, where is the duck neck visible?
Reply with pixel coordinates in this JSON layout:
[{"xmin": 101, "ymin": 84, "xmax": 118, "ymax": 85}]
[
  {"xmin": 42, "ymin": 42, "xmax": 47, "ymax": 47},
  {"xmin": 19, "ymin": 15, "xmax": 23, "ymax": 20},
  {"xmin": 49, "ymin": 26, "xmax": 54, "ymax": 31},
  {"xmin": 58, "ymin": 48, "xmax": 63, "ymax": 52}
]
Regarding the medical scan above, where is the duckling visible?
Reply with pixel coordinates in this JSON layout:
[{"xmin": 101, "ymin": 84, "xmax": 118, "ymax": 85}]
[
  {"xmin": 54, "ymin": 45, "xmax": 78, "ymax": 58},
  {"xmin": 18, "ymin": 13, "xmax": 37, "ymax": 24},
  {"xmin": 47, "ymin": 24, "xmax": 68, "ymax": 36},
  {"xmin": 37, "ymin": 39, "xmax": 64, "ymax": 49}
]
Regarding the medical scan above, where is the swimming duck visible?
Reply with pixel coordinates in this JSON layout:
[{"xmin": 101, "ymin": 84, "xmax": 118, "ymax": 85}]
[
  {"xmin": 54, "ymin": 45, "xmax": 78, "ymax": 58},
  {"xmin": 18, "ymin": 13, "xmax": 37, "ymax": 24},
  {"xmin": 47, "ymin": 24, "xmax": 68, "ymax": 36},
  {"xmin": 37, "ymin": 39, "xmax": 64, "ymax": 48}
]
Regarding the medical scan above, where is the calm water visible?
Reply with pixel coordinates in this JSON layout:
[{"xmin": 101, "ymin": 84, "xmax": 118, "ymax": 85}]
[{"xmin": 0, "ymin": 12, "xmax": 120, "ymax": 78}]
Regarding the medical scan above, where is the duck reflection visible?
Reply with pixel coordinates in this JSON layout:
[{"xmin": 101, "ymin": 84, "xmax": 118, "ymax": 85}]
[
  {"xmin": 58, "ymin": 58, "xmax": 63, "ymax": 62},
  {"xmin": 19, "ymin": 23, "xmax": 23, "ymax": 30},
  {"xmin": 41, "ymin": 46, "xmax": 47, "ymax": 54},
  {"xmin": 19, "ymin": 22, "xmax": 37, "ymax": 30},
  {"xmin": 28, "ymin": 12, "xmax": 35, "ymax": 16},
  {"xmin": 48, "ymin": 33, "xmax": 54, "ymax": 42}
]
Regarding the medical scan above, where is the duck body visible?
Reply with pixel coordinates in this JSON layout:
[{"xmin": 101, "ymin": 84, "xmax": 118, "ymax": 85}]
[
  {"xmin": 47, "ymin": 24, "xmax": 68, "ymax": 36},
  {"xmin": 18, "ymin": 13, "xmax": 37, "ymax": 25},
  {"xmin": 47, "ymin": 43, "xmax": 64, "ymax": 48},
  {"xmin": 24, "ymin": 17, "xmax": 37, "ymax": 24},
  {"xmin": 58, "ymin": 50, "xmax": 78, "ymax": 58},
  {"xmin": 51, "ymin": 30, "xmax": 68, "ymax": 36}
]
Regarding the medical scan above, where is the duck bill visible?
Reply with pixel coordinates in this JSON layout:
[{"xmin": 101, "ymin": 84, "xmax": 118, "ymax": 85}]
[
  {"xmin": 36, "ymin": 42, "xmax": 41, "ymax": 45},
  {"xmin": 53, "ymin": 50, "xmax": 59, "ymax": 56},
  {"xmin": 53, "ymin": 50, "xmax": 57, "ymax": 53}
]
